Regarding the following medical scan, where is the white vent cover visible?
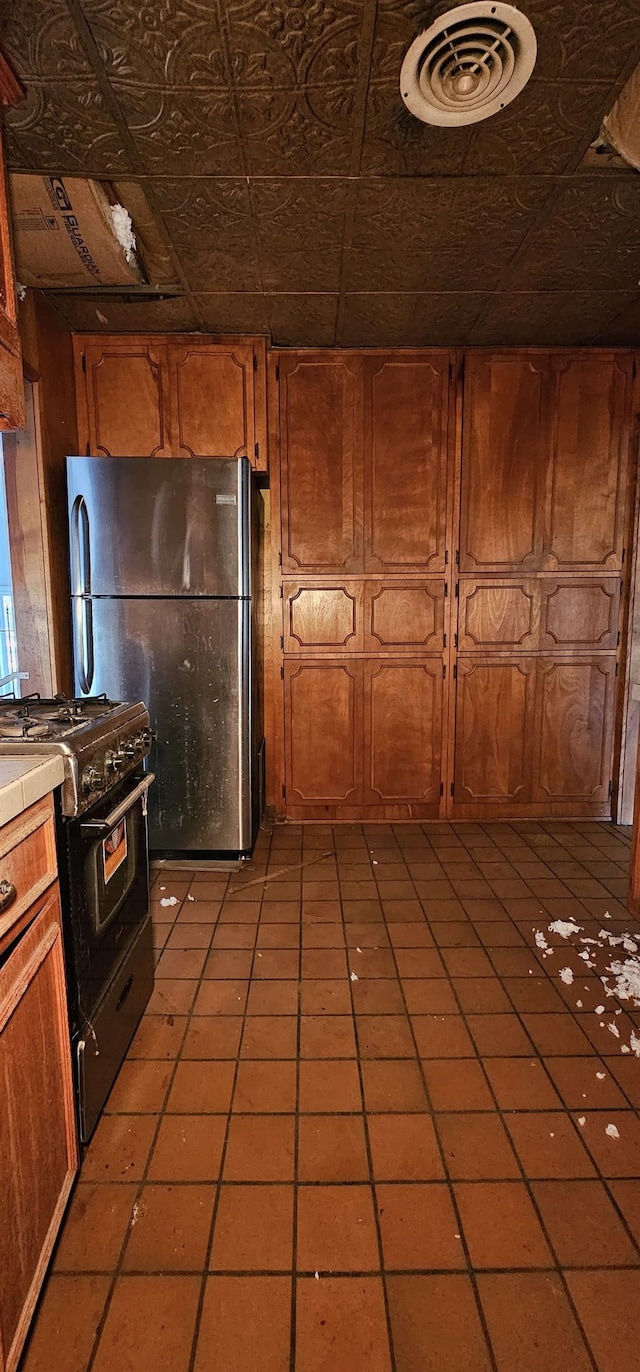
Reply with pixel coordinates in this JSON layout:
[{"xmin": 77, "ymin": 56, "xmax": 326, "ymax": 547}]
[{"xmin": 400, "ymin": 2, "xmax": 537, "ymax": 127}]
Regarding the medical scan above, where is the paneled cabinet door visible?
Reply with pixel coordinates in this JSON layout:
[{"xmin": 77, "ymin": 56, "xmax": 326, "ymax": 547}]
[
  {"xmin": 453, "ymin": 658, "xmax": 537, "ymax": 809},
  {"xmin": 363, "ymin": 354, "xmax": 451, "ymax": 573},
  {"xmin": 0, "ymin": 886, "xmax": 77, "ymax": 1372},
  {"xmin": 534, "ymin": 657, "xmax": 616, "ymax": 808},
  {"xmin": 279, "ymin": 354, "xmax": 362, "ymax": 574},
  {"xmin": 284, "ymin": 659, "xmax": 363, "ymax": 813},
  {"xmin": 459, "ymin": 353, "xmax": 548, "ymax": 572},
  {"xmin": 544, "ymin": 353, "xmax": 633, "ymax": 570},
  {"xmin": 364, "ymin": 659, "xmax": 443, "ymax": 812},
  {"xmin": 168, "ymin": 340, "xmax": 265, "ymax": 467},
  {"xmin": 77, "ymin": 339, "xmax": 172, "ymax": 456}
]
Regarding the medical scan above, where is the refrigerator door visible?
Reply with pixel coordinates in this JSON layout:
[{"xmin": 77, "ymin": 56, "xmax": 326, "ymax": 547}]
[
  {"xmin": 73, "ymin": 595, "xmax": 252, "ymax": 853},
  {"xmin": 67, "ymin": 456, "xmax": 251, "ymax": 598}
]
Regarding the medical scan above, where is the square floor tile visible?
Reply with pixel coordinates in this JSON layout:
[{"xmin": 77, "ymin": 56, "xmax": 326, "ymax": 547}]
[
  {"xmin": 299, "ymin": 1060, "xmax": 362, "ymax": 1112},
  {"xmin": 209, "ymin": 1186, "xmax": 294, "ymax": 1272},
  {"xmin": 205, "ymin": 949, "xmax": 253, "ymax": 980},
  {"xmin": 240, "ymin": 1017, "xmax": 299, "ymax": 1059},
  {"xmin": 128, "ymin": 1014, "xmax": 188, "ymax": 1060},
  {"xmin": 295, "ymin": 1276, "xmax": 391, "ymax": 1372},
  {"xmin": 246, "ymin": 982, "xmax": 299, "ymax": 1015},
  {"xmin": 300, "ymin": 980, "xmax": 352, "ymax": 1015},
  {"xmin": 193, "ymin": 1275, "xmax": 291, "ymax": 1372},
  {"xmin": 484, "ymin": 1058, "xmax": 562, "ymax": 1110},
  {"xmin": 54, "ymin": 1183, "xmax": 138, "ymax": 1272},
  {"xmin": 454, "ymin": 1182, "xmax": 553, "ymax": 1269},
  {"xmin": 505, "ymin": 1112, "xmax": 597, "ymax": 1179},
  {"xmin": 19, "ymin": 1274, "xmax": 110, "ymax": 1372},
  {"xmin": 351, "ymin": 980, "xmax": 406, "ymax": 1013},
  {"xmin": 387, "ymin": 1274, "xmax": 492, "ymax": 1372},
  {"xmin": 467, "ymin": 1013, "xmax": 535, "ymax": 1057},
  {"xmin": 253, "ymin": 950, "xmax": 300, "ymax": 979},
  {"xmin": 182, "ymin": 1017, "xmax": 243, "ymax": 1060},
  {"xmin": 148, "ymin": 1116, "xmax": 226, "ymax": 1182},
  {"xmin": 437, "ymin": 1112, "xmax": 520, "ymax": 1180},
  {"xmin": 82, "ymin": 1114, "xmax": 157, "ymax": 1182},
  {"xmin": 233, "ymin": 1060, "xmax": 297, "ymax": 1113},
  {"xmin": 361, "ymin": 1060, "xmax": 427, "ymax": 1113},
  {"xmin": 532, "ymin": 1180, "xmax": 639, "ymax": 1266},
  {"xmin": 297, "ymin": 1185, "xmax": 379, "ymax": 1271},
  {"xmin": 91, "ymin": 1275, "xmax": 201, "ymax": 1372},
  {"xmin": 368, "ymin": 1114, "xmax": 444, "ymax": 1181},
  {"xmin": 300, "ymin": 1015, "xmax": 357, "ymax": 1059},
  {"xmin": 302, "ymin": 949, "xmax": 348, "ymax": 978},
  {"xmin": 194, "ymin": 981, "xmax": 248, "ymax": 1016},
  {"xmin": 574, "ymin": 1111, "xmax": 640, "ymax": 1177},
  {"xmin": 122, "ymin": 1184, "xmax": 215, "ymax": 1271},
  {"xmin": 297, "ymin": 1115, "xmax": 370, "ymax": 1182},
  {"xmin": 376, "ymin": 1184, "xmax": 465, "ymax": 1270},
  {"xmin": 452, "ymin": 978, "xmax": 512, "ymax": 1014},
  {"xmin": 478, "ymin": 1272, "xmax": 593, "ymax": 1372},
  {"xmin": 423, "ymin": 1060, "xmax": 494, "ymax": 1112},
  {"xmin": 167, "ymin": 1061, "xmax": 235, "ymax": 1113},
  {"xmin": 224, "ymin": 1115, "xmax": 295, "ymax": 1181},
  {"xmin": 411, "ymin": 1015, "xmax": 475, "ymax": 1058},
  {"xmin": 403, "ymin": 979, "xmax": 458, "ymax": 1013},
  {"xmin": 356, "ymin": 1015, "xmax": 416, "ymax": 1058},
  {"xmin": 105, "ymin": 1060, "xmax": 173, "ymax": 1114}
]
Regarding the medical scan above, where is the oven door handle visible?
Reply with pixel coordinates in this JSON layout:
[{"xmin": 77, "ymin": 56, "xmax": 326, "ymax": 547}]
[{"xmin": 80, "ymin": 773, "xmax": 155, "ymax": 837}]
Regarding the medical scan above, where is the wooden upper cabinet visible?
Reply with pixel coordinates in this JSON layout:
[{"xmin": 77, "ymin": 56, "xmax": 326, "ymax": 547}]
[
  {"xmin": 544, "ymin": 353, "xmax": 633, "ymax": 570},
  {"xmin": 458, "ymin": 576, "xmax": 621, "ymax": 654},
  {"xmin": 460, "ymin": 353, "xmax": 547, "ymax": 573},
  {"xmin": 76, "ymin": 338, "xmax": 172, "ymax": 457},
  {"xmin": 0, "ymin": 56, "xmax": 25, "ymax": 431},
  {"xmin": 169, "ymin": 339, "xmax": 266, "ymax": 468},
  {"xmin": 74, "ymin": 335, "xmax": 267, "ymax": 468},
  {"xmin": 279, "ymin": 354, "xmax": 362, "ymax": 573},
  {"xmin": 363, "ymin": 354, "xmax": 450, "ymax": 572}
]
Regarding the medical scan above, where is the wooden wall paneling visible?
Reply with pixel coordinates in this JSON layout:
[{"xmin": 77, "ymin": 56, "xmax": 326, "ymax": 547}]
[
  {"xmin": 283, "ymin": 659, "xmax": 363, "ymax": 814},
  {"xmin": 545, "ymin": 353, "xmax": 633, "ymax": 571},
  {"xmin": 74, "ymin": 336, "xmax": 172, "ymax": 456},
  {"xmin": 459, "ymin": 352, "xmax": 549, "ymax": 573},
  {"xmin": 168, "ymin": 338, "xmax": 258, "ymax": 461},
  {"xmin": 610, "ymin": 373, "xmax": 640, "ymax": 825},
  {"xmin": 267, "ymin": 351, "xmax": 286, "ymax": 815},
  {"xmin": 363, "ymin": 353, "xmax": 450, "ymax": 573},
  {"xmin": 0, "ymin": 75, "xmax": 25, "ymax": 431},
  {"xmin": 364, "ymin": 658, "xmax": 443, "ymax": 813},
  {"xmin": 364, "ymin": 580, "xmax": 445, "ymax": 654},
  {"xmin": 453, "ymin": 658, "xmax": 536, "ymax": 810},
  {"xmin": 284, "ymin": 582, "xmax": 363, "ymax": 655},
  {"xmin": 3, "ymin": 385, "xmax": 54, "ymax": 696},
  {"xmin": 533, "ymin": 657, "xmax": 616, "ymax": 810},
  {"xmin": 279, "ymin": 352, "xmax": 363, "ymax": 574}
]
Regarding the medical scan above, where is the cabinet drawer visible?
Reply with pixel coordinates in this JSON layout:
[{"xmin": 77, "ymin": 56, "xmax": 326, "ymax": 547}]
[{"xmin": 0, "ymin": 795, "xmax": 57, "ymax": 955}]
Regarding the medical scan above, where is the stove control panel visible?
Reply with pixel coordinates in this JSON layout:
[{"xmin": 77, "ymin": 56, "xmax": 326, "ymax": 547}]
[{"xmin": 78, "ymin": 727, "xmax": 151, "ymax": 811}]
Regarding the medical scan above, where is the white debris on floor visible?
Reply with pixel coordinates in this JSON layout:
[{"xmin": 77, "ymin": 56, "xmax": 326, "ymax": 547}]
[
  {"xmin": 559, "ymin": 967, "xmax": 574, "ymax": 985},
  {"xmin": 605, "ymin": 1123, "xmax": 620, "ymax": 1140},
  {"xmin": 160, "ymin": 896, "xmax": 179, "ymax": 907},
  {"xmin": 531, "ymin": 907, "xmax": 640, "ymax": 1059},
  {"xmin": 548, "ymin": 919, "xmax": 583, "ymax": 938}
]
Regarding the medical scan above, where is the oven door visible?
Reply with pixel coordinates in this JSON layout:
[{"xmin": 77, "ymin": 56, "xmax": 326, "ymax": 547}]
[{"xmin": 65, "ymin": 770, "xmax": 154, "ymax": 1021}]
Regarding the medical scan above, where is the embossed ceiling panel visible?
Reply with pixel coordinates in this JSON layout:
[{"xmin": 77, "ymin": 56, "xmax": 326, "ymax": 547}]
[{"xmin": 2, "ymin": 0, "xmax": 640, "ymax": 345}]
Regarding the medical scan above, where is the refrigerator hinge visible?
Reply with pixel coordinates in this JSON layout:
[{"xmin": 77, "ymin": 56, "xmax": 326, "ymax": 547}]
[
  {"xmin": 253, "ymin": 353, "xmax": 258, "ymax": 371},
  {"xmin": 81, "ymin": 353, "xmax": 86, "ymax": 373},
  {"xmin": 440, "ymin": 781, "xmax": 444, "ymax": 796}
]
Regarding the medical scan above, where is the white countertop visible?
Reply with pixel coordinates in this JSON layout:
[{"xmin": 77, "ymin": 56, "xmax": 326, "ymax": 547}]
[{"xmin": 0, "ymin": 757, "xmax": 65, "ymax": 827}]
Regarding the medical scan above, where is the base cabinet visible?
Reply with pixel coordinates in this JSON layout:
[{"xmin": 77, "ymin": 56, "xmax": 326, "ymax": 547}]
[{"xmin": 0, "ymin": 884, "xmax": 77, "ymax": 1372}]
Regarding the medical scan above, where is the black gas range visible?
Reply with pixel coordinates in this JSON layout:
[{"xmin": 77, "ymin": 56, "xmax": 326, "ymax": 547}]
[{"xmin": 0, "ymin": 694, "xmax": 156, "ymax": 1140}]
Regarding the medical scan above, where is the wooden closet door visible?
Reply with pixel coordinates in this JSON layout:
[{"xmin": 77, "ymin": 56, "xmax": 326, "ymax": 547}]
[
  {"xmin": 283, "ymin": 660, "xmax": 363, "ymax": 814},
  {"xmin": 459, "ymin": 353, "xmax": 548, "ymax": 572},
  {"xmin": 534, "ymin": 657, "xmax": 616, "ymax": 808},
  {"xmin": 453, "ymin": 658, "xmax": 536, "ymax": 810},
  {"xmin": 168, "ymin": 340, "xmax": 260, "ymax": 463},
  {"xmin": 363, "ymin": 354, "xmax": 451, "ymax": 572},
  {"xmin": 77, "ymin": 339, "xmax": 172, "ymax": 456},
  {"xmin": 279, "ymin": 354, "xmax": 363, "ymax": 574},
  {"xmin": 364, "ymin": 659, "xmax": 443, "ymax": 813},
  {"xmin": 544, "ymin": 353, "xmax": 633, "ymax": 570}
]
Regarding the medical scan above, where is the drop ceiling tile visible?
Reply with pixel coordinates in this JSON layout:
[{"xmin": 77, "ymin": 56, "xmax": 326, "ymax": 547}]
[
  {"xmin": 461, "ymin": 82, "xmax": 616, "ymax": 176},
  {"xmin": 446, "ymin": 178, "xmax": 553, "ymax": 253},
  {"xmin": 225, "ymin": 0, "xmax": 364, "ymax": 88},
  {"xmin": 82, "ymin": 0, "xmax": 227, "ymax": 86},
  {"xmin": 338, "ymin": 291, "xmax": 488, "ymax": 347},
  {"xmin": 114, "ymin": 84, "xmax": 242, "ymax": 175},
  {"xmin": 195, "ymin": 293, "xmax": 270, "ymax": 332},
  {"xmin": 525, "ymin": 0, "xmax": 640, "ymax": 82},
  {"xmin": 467, "ymin": 289, "xmax": 639, "ymax": 346},
  {"xmin": 157, "ymin": 178, "xmax": 261, "ymax": 291},
  {"xmin": 345, "ymin": 244, "xmax": 514, "ymax": 294},
  {"xmin": 238, "ymin": 86, "xmax": 354, "ymax": 175},
  {"xmin": 46, "ymin": 292, "xmax": 198, "ymax": 331},
  {"xmin": 360, "ymin": 82, "xmax": 471, "ymax": 176},
  {"xmin": 267, "ymin": 294, "xmax": 338, "ymax": 347},
  {"xmin": 0, "ymin": 0, "xmax": 93, "ymax": 79},
  {"xmin": 252, "ymin": 179, "xmax": 347, "ymax": 291},
  {"xmin": 3, "ymin": 81, "xmax": 132, "ymax": 174},
  {"xmin": 352, "ymin": 178, "xmax": 458, "ymax": 255}
]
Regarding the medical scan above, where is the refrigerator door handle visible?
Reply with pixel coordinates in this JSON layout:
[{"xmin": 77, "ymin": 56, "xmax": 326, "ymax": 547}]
[
  {"xmin": 70, "ymin": 494, "xmax": 92, "ymax": 596},
  {"xmin": 74, "ymin": 596, "xmax": 94, "ymax": 695}
]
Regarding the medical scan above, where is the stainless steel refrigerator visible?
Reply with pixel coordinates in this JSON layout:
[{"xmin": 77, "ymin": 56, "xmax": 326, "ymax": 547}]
[{"xmin": 66, "ymin": 455, "xmax": 264, "ymax": 856}]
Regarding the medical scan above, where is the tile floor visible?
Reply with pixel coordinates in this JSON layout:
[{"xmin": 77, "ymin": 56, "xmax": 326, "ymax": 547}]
[{"xmin": 20, "ymin": 818, "xmax": 640, "ymax": 1372}]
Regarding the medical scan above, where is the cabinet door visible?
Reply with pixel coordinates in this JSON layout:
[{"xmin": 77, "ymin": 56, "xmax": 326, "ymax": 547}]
[
  {"xmin": 284, "ymin": 660, "xmax": 362, "ymax": 812},
  {"xmin": 457, "ymin": 580, "xmax": 538, "ymax": 652},
  {"xmin": 545, "ymin": 353, "xmax": 633, "ymax": 570},
  {"xmin": 540, "ymin": 579, "xmax": 621, "ymax": 653},
  {"xmin": 453, "ymin": 658, "xmax": 536, "ymax": 808},
  {"xmin": 169, "ymin": 340, "xmax": 259, "ymax": 462},
  {"xmin": 363, "ymin": 354, "xmax": 450, "ymax": 572},
  {"xmin": 77, "ymin": 339, "xmax": 172, "ymax": 456},
  {"xmin": 279, "ymin": 355, "xmax": 362, "ymax": 573},
  {"xmin": 534, "ymin": 657, "xmax": 615, "ymax": 808},
  {"xmin": 0, "ymin": 885, "xmax": 77, "ymax": 1371},
  {"xmin": 364, "ymin": 659, "xmax": 443, "ymax": 811},
  {"xmin": 284, "ymin": 583, "xmax": 363, "ymax": 655},
  {"xmin": 364, "ymin": 581, "xmax": 446, "ymax": 654},
  {"xmin": 460, "ymin": 354, "xmax": 548, "ymax": 572}
]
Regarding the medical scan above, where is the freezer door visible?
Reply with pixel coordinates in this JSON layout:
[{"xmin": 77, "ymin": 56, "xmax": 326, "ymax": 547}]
[
  {"xmin": 73, "ymin": 596, "xmax": 252, "ymax": 853},
  {"xmin": 67, "ymin": 456, "xmax": 251, "ymax": 597}
]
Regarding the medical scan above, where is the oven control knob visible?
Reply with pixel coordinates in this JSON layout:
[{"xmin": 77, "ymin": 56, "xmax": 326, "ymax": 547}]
[
  {"xmin": 82, "ymin": 766, "xmax": 103, "ymax": 793},
  {"xmin": 122, "ymin": 742, "xmax": 136, "ymax": 759}
]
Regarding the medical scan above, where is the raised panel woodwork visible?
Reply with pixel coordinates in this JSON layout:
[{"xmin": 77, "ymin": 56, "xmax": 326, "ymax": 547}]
[
  {"xmin": 80, "ymin": 341, "xmax": 171, "ymax": 456},
  {"xmin": 534, "ymin": 658, "xmax": 615, "ymax": 804},
  {"xmin": 280, "ymin": 355, "xmax": 362, "ymax": 573},
  {"xmin": 363, "ymin": 355, "xmax": 450, "ymax": 571},
  {"xmin": 541, "ymin": 580, "xmax": 621, "ymax": 652},
  {"xmin": 364, "ymin": 660, "xmax": 442, "ymax": 807},
  {"xmin": 0, "ymin": 884, "xmax": 77, "ymax": 1372},
  {"xmin": 454, "ymin": 659, "xmax": 536, "ymax": 804},
  {"xmin": 366, "ymin": 582, "xmax": 445, "ymax": 652},
  {"xmin": 0, "ymin": 110, "xmax": 24, "ymax": 431},
  {"xmin": 460, "ymin": 354, "xmax": 547, "ymax": 572},
  {"xmin": 285, "ymin": 584, "xmax": 361, "ymax": 653},
  {"xmin": 458, "ymin": 580, "xmax": 536, "ymax": 651},
  {"xmin": 284, "ymin": 660, "xmax": 362, "ymax": 805},
  {"xmin": 546, "ymin": 354, "xmax": 633, "ymax": 570},
  {"xmin": 169, "ymin": 342, "xmax": 253, "ymax": 459}
]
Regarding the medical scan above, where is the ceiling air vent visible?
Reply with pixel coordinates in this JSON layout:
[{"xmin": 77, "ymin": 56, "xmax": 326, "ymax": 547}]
[{"xmin": 400, "ymin": 2, "xmax": 537, "ymax": 127}]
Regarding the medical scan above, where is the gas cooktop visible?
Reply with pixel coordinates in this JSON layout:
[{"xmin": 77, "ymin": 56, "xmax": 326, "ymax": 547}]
[{"xmin": 0, "ymin": 694, "xmax": 151, "ymax": 818}]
